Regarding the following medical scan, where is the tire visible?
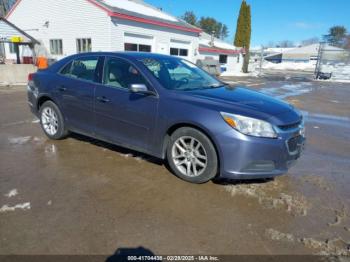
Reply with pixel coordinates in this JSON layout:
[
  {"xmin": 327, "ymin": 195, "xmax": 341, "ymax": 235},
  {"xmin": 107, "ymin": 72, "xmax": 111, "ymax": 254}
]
[
  {"xmin": 39, "ymin": 101, "xmax": 68, "ymax": 140},
  {"xmin": 166, "ymin": 127, "xmax": 218, "ymax": 184}
]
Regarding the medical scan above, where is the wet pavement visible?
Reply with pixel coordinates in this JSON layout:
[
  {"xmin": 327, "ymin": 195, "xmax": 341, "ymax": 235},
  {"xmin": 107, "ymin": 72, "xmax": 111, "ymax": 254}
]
[{"xmin": 0, "ymin": 79, "xmax": 349, "ymax": 256}]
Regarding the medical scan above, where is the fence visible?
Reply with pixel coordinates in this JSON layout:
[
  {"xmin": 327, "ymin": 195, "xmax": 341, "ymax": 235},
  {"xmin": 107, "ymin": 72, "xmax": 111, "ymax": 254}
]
[
  {"xmin": 315, "ymin": 43, "xmax": 350, "ymax": 81},
  {"xmin": 252, "ymin": 44, "xmax": 350, "ymax": 81}
]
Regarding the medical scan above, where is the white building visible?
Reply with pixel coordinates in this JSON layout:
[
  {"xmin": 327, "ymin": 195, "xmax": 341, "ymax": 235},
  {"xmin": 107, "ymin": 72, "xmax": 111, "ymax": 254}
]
[
  {"xmin": 282, "ymin": 43, "xmax": 345, "ymax": 62},
  {"xmin": 4, "ymin": 0, "xmax": 241, "ymax": 72},
  {"xmin": 198, "ymin": 32, "xmax": 241, "ymax": 73}
]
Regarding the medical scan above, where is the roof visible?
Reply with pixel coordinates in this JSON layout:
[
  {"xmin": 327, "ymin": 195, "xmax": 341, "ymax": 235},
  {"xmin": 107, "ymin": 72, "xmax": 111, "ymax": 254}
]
[
  {"xmin": 0, "ymin": 17, "xmax": 39, "ymax": 44},
  {"xmin": 283, "ymin": 43, "xmax": 344, "ymax": 55},
  {"xmin": 89, "ymin": 0, "xmax": 202, "ymax": 33},
  {"xmin": 6, "ymin": 0, "xmax": 202, "ymax": 33},
  {"xmin": 198, "ymin": 32, "xmax": 241, "ymax": 55}
]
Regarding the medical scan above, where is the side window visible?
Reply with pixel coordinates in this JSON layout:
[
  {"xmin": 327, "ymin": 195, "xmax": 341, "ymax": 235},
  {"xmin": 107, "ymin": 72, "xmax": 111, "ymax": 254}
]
[
  {"xmin": 61, "ymin": 57, "xmax": 99, "ymax": 83},
  {"xmin": 103, "ymin": 57, "xmax": 147, "ymax": 89}
]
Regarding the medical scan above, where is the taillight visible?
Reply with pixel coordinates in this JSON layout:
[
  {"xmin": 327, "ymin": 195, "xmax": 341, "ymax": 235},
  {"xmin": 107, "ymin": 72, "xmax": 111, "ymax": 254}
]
[{"xmin": 28, "ymin": 73, "xmax": 35, "ymax": 82}]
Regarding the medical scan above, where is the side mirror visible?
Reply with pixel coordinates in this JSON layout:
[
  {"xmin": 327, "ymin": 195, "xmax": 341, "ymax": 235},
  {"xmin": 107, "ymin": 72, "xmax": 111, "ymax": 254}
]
[{"xmin": 130, "ymin": 84, "xmax": 156, "ymax": 96}]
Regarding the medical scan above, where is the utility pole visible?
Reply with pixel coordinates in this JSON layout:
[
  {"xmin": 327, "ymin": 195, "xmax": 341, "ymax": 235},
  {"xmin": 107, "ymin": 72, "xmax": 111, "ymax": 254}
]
[
  {"xmin": 259, "ymin": 46, "xmax": 264, "ymax": 76},
  {"xmin": 210, "ymin": 31, "xmax": 215, "ymax": 47}
]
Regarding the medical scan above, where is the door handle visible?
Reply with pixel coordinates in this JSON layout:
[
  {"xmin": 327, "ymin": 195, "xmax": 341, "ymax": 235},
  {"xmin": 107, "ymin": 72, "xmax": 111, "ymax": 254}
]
[
  {"xmin": 96, "ymin": 96, "xmax": 110, "ymax": 103},
  {"xmin": 58, "ymin": 85, "xmax": 67, "ymax": 92}
]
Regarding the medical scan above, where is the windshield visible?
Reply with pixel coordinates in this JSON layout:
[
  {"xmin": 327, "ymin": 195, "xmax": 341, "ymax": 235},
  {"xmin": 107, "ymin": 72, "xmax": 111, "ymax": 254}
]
[{"xmin": 139, "ymin": 57, "xmax": 222, "ymax": 91}]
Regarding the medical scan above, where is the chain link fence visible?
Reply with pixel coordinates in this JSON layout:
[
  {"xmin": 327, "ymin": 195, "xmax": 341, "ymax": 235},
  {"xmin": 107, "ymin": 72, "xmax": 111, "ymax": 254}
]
[
  {"xmin": 251, "ymin": 44, "xmax": 350, "ymax": 81},
  {"xmin": 315, "ymin": 43, "xmax": 350, "ymax": 81}
]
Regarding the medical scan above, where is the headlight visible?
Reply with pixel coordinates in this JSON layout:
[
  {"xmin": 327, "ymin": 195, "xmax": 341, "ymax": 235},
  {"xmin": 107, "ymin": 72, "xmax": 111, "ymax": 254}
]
[{"xmin": 220, "ymin": 112, "xmax": 277, "ymax": 138}]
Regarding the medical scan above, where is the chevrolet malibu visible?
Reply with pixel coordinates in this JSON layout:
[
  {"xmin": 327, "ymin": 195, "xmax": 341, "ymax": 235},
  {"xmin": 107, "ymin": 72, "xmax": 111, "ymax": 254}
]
[{"xmin": 27, "ymin": 52, "xmax": 305, "ymax": 184}]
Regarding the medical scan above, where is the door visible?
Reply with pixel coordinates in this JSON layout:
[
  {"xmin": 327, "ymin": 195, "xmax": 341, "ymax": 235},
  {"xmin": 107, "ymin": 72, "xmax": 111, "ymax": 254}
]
[
  {"xmin": 94, "ymin": 56, "xmax": 158, "ymax": 151},
  {"xmin": 57, "ymin": 56, "xmax": 102, "ymax": 134}
]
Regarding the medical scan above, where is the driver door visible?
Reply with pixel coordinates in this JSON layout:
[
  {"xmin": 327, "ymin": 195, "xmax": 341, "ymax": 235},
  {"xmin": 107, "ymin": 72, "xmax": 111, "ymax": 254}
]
[{"xmin": 94, "ymin": 56, "xmax": 158, "ymax": 151}]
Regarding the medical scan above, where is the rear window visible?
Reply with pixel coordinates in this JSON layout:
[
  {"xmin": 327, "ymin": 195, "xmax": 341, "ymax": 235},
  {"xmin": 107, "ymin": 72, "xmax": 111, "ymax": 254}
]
[{"xmin": 60, "ymin": 56, "xmax": 99, "ymax": 83}]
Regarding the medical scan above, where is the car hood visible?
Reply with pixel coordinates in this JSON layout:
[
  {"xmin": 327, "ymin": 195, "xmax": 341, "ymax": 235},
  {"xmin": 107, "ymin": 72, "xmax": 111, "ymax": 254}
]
[{"xmin": 183, "ymin": 86, "xmax": 302, "ymax": 125}]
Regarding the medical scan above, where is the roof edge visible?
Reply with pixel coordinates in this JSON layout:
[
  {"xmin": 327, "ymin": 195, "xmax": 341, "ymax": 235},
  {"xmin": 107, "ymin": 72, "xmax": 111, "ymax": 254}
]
[
  {"xmin": 5, "ymin": 0, "xmax": 22, "ymax": 19},
  {"xmin": 199, "ymin": 47, "xmax": 242, "ymax": 55},
  {"xmin": 0, "ymin": 17, "xmax": 39, "ymax": 44},
  {"xmin": 6, "ymin": 0, "xmax": 202, "ymax": 34},
  {"xmin": 86, "ymin": 0, "xmax": 202, "ymax": 34}
]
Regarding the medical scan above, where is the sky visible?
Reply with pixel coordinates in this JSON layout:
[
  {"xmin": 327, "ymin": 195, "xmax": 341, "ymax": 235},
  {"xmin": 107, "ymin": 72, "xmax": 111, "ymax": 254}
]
[{"xmin": 146, "ymin": 0, "xmax": 350, "ymax": 47}]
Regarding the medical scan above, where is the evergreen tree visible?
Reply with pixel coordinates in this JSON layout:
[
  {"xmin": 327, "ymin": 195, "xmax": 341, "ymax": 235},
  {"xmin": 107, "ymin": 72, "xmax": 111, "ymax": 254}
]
[
  {"xmin": 0, "ymin": 0, "xmax": 15, "ymax": 17},
  {"xmin": 323, "ymin": 26, "xmax": 347, "ymax": 47},
  {"xmin": 181, "ymin": 11, "xmax": 197, "ymax": 26},
  {"xmin": 234, "ymin": 1, "xmax": 246, "ymax": 47},
  {"xmin": 181, "ymin": 11, "xmax": 229, "ymax": 41},
  {"xmin": 234, "ymin": 0, "xmax": 251, "ymax": 73}
]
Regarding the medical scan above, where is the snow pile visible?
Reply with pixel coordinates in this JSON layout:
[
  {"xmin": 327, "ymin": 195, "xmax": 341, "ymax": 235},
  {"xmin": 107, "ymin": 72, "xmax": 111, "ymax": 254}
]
[
  {"xmin": 221, "ymin": 54, "xmax": 259, "ymax": 77},
  {"xmin": 102, "ymin": 0, "xmax": 178, "ymax": 22},
  {"xmin": 262, "ymin": 61, "xmax": 315, "ymax": 71},
  {"xmin": 0, "ymin": 202, "xmax": 31, "ymax": 213},
  {"xmin": 321, "ymin": 63, "xmax": 350, "ymax": 81},
  {"xmin": 4, "ymin": 189, "xmax": 18, "ymax": 198}
]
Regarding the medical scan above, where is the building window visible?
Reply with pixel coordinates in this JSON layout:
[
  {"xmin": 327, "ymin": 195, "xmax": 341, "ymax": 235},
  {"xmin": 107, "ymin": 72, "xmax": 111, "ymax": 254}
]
[
  {"xmin": 219, "ymin": 55, "xmax": 228, "ymax": 64},
  {"xmin": 49, "ymin": 39, "xmax": 63, "ymax": 55},
  {"xmin": 124, "ymin": 43, "xmax": 151, "ymax": 52},
  {"xmin": 76, "ymin": 38, "xmax": 92, "ymax": 53},
  {"xmin": 9, "ymin": 43, "xmax": 16, "ymax": 54},
  {"xmin": 139, "ymin": 44, "xmax": 151, "ymax": 52},
  {"xmin": 170, "ymin": 48, "xmax": 188, "ymax": 57}
]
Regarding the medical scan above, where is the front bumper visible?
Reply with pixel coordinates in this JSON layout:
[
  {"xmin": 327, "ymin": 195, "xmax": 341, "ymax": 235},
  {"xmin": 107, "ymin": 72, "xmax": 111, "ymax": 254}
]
[{"xmin": 215, "ymin": 126, "xmax": 305, "ymax": 180}]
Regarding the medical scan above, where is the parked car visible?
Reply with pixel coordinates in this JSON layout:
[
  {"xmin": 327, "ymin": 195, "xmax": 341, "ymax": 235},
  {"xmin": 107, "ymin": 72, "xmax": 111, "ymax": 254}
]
[{"xmin": 27, "ymin": 52, "xmax": 305, "ymax": 184}]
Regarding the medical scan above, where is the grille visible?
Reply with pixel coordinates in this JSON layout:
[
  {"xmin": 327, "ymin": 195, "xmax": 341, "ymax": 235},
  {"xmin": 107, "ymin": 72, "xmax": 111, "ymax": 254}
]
[{"xmin": 278, "ymin": 120, "xmax": 302, "ymax": 131}]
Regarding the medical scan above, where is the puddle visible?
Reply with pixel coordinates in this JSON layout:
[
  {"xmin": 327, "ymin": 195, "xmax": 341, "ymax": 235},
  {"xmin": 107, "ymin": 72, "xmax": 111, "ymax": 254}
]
[
  {"xmin": 44, "ymin": 144, "xmax": 57, "ymax": 157},
  {"xmin": 261, "ymin": 82, "xmax": 313, "ymax": 99},
  {"xmin": 302, "ymin": 111, "xmax": 350, "ymax": 128},
  {"xmin": 8, "ymin": 136, "xmax": 46, "ymax": 147},
  {"xmin": 8, "ymin": 136, "xmax": 31, "ymax": 145}
]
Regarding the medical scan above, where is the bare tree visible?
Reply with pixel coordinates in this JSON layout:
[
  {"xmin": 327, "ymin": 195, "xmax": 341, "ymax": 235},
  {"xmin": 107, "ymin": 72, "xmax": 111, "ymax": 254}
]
[
  {"xmin": 301, "ymin": 37, "xmax": 320, "ymax": 46},
  {"xmin": 277, "ymin": 40, "xmax": 295, "ymax": 48}
]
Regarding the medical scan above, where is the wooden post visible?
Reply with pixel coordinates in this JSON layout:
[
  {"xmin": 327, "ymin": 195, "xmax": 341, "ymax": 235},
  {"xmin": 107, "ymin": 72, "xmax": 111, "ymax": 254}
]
[{"xmin": 15, "ymin": 43, "xmax": 20, "ymax": 64}]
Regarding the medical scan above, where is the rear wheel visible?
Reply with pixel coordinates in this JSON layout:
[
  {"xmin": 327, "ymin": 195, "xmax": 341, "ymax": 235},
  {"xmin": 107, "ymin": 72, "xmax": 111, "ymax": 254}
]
[
  {"xmin": 167, "ymin": 127, "xmax": 218, "ymax": 184},
  {"xmin": 39, "ymin": 101, "xmax": 68, "ymax": 140}
]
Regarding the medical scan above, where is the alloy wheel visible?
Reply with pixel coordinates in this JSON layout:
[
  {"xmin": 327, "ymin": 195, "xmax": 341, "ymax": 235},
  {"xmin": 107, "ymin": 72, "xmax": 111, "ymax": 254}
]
[{"xmin": 171, "ymin": 136, "xmax": 208, "ymax": 177}]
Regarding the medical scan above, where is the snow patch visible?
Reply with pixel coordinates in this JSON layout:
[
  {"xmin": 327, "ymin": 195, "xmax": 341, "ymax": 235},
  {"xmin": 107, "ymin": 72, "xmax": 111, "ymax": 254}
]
[
  {"xmin": 8, "ymin": 136, "xmax": 31, "ymax": 145},
  {"xmin": 102, "ymin": 0, "xmax": 178, "ymax": 22},
  {"xmin": 4, "ymin": 189, "xmax": 18, "ymax": 198},
  {"xmin": 262, "ymin": 61, "xmax": 315, "ymax": 71},
  {"xmin": 260, "ymin": 83, "xmax": 312, "ymax": 99},
  {"xmin": 0, "ymin": 202, "xmax": 31, "ymax": 213}
]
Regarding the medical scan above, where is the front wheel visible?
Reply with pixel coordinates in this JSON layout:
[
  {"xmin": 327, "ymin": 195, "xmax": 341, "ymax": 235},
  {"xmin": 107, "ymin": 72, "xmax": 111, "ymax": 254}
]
[
  {"xmin": 39, "ymin": 101, "xmax": 68, "ymax": 140},
  {"xmin": 167, "ymin": 127, "xmax": 218, "ymax": 184}
]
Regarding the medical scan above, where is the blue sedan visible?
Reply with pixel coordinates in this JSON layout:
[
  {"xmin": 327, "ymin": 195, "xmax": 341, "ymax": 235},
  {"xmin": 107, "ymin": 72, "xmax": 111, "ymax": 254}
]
[{"xmin": 27, "ymin": 52, "xmax": 305, "ymax": 184}]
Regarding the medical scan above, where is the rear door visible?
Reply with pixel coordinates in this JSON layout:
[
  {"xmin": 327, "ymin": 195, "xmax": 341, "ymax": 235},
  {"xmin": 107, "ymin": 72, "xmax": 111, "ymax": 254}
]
[
  {"xmin": 57, "ymin": 56, "xmax": 102, "ymax": 134},
  {"xmin": 94, "ymin": 56, "xmax": 158, "ymax": 151}
]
